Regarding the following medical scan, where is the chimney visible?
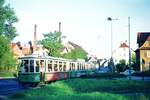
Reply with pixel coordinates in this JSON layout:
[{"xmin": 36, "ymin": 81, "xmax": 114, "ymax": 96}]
[
  {"xmin": 34, "ymin": 24, "xmax": 37, "ymax": 47},
  {"xmin": 59, "ymin": 22, "xmax": 61, "ymax": 33}
]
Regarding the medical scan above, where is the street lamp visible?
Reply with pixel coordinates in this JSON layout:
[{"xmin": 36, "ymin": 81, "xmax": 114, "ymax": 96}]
[{"xmin": 107, "ymin": 17, "xmax": 118, "ymax": 72}]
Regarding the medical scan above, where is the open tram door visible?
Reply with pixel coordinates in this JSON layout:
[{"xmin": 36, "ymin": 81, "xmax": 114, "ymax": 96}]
[{"xmin": 39, "ymin": 60, "xmax": 46, "ymax": 82}]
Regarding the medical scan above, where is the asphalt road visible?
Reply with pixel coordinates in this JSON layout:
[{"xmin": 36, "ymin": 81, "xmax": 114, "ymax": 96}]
[{"xmin": 0, "ymin": 78, "xmax": 23, "ymax": 96}]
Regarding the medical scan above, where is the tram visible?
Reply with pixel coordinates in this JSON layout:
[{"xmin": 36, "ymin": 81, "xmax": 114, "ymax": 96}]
[{"xmin": 18, "ymin": 54, "xmax": 96, "ymax": 84}]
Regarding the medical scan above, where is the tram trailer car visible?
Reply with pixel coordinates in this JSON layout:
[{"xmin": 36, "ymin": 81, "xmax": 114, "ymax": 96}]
[{"xmin": 18, "ymin": 55, "xmax": 96, "ymax": 84}]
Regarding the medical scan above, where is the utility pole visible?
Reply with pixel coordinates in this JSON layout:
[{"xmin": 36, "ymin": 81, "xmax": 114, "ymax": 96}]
[
  {"xmin": 128, "ymin": 17, "xmax": 132, "ymax": 80},
  {"xmin": 107, "ymin": 17, "xmax": 117, "ymax": 72}
]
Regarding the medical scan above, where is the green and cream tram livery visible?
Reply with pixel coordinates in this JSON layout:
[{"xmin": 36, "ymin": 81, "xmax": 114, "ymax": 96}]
[{"xmin": 18, "ymin": 55, "xmax": 96, "ymax": 84}]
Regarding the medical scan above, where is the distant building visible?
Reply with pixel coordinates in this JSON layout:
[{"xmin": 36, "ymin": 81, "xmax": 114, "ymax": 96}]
[
  {"xmin": 113, "ymin": 41, "xmax": 130, "ymax": 64},
  {"xmin": 10, "ymin": 43, "xmax": 22, "ymax": 58},
  {"xmin": 135, "ymin": 32, "xmax": 150, "ymax": 71},
  {"xmin": 11, "ymin": 43, "xmax": 48, "ymax": 58},
  {"xmin": 61, "ymin": 41, "xmax": 87, "ymax": 54},
  {"xmin": 10, "ymin": 43, "xmax": 30, "ymax": 58}
]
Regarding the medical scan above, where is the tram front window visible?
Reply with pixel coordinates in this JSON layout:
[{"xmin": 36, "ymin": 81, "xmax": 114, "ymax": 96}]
[{"xmin": 20, "ymin": 60, "xmax": 29, "ymax": 72}]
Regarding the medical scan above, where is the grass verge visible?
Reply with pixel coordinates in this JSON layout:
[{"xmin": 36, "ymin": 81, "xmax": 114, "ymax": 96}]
[
  {"xmin": 0, "ymin": 71, "xmax": 15, "ymax": 78},
  {"xmin": 8, "ymin": 79, "xmax": 150, "ymax": 100}
]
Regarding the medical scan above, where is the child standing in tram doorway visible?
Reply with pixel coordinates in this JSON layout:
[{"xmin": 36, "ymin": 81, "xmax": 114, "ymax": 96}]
[{"xmin": 40, "ymin": 60, "xmax": 45, "ymax": 82}]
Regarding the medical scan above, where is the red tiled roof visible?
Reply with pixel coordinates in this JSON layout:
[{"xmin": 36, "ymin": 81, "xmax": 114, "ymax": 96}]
[
  {"xmin": 68, "ymin": 41, "xmax": 82, "ymax": 49},
  {"xmin": 68, "ymin": 41, "xmax": 87, "ymax": 54},
  {"xmin": 119, "ymin": 42, "xmax": 128, "ymax": 48}
]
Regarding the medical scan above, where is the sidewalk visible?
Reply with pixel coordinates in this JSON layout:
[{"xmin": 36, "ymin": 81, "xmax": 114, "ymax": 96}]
[{"xmin": 127, "ymin": 76, "xmax": 150, "ymax": 81}]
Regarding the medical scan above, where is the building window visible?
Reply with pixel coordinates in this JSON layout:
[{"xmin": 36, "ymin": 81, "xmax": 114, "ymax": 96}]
[{"xmin": 147, "ymin": 51, "xmax": 150, "ymax": 58}]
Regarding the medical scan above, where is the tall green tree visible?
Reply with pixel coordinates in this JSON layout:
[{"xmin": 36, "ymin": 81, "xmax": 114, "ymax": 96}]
[
  {"xmin": 39, "ymin": 31, "xmax": 63, "ymax": 57},
  {"xmin": 116, "ymin": 59, "xmax": 126, "ymax": 73},
  {"xmin": 63, "ymin": 48, "xmax": 87, "ymax": 60},
  {"xmin": 0, "ymin": 36, "xmax": 16, "ymax": 70},
  {"xmin": 0, "ymin": 0, "xmax": 18, "ymax": 41}
]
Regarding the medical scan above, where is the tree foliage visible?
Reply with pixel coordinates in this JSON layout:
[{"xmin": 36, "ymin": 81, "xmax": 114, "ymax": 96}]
[
  {"xmin": 39, "ymin": 31, "xmax": 63, "ymax": 57},
  {"xmin": 0, "ymin": 36, "xmax": 16, "ymax": 70},
  {"xmin": 116, "ymin": 59, "xmax": 126, "ymax": 73},
  {"xmin": 0, "ymin": 0, "xmax": 18, "ymax": 42},
  {"xmin": 131, "ymin": 53, "xmax": 137, "ymax": 70},
  {"xmin": 63, "ymin": 48, "xmax": 87, "ymax": 60},
  {"xmin": 131, "ymin": 53, "xmax": 136, "ymax": 64}
]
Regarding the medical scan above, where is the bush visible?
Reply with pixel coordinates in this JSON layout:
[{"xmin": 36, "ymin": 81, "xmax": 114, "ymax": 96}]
[{"xmin": 81, "ymin": 73, "xmax": 126, "ymax": 79}]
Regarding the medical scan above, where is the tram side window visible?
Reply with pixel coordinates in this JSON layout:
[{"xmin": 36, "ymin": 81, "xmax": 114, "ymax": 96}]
[
  {"xmin": 59, "ymin": 62, "xmax": 62, "ymax": 71},
  {"xmin": 83, "ymin": 64, "xmax": 85, "ymax": 70},
  {"xmin": 77, "ymin": 63, "xmax": 79, "ymax": 70},
  {"xmin": 54, "ymin": 61, "xmax": 58, "ymax": 71},
  {"xmin": 79, "ymin": 63, "xmax": 82, "ymax": 70},
  {"xmin": 85, "ymin": 64, "xmax": 88, "ymax": 70},
  {"xmin": 40, "ymin": 60, "xmax": 45, "ymax": 72},
  {"xmin": 48, "ymin": 60, "xmax": 53, "ymax": 72},
  {"xmin": 36, "ymin": 61, "xmax": 40, "ymax": 72},
  {"xmin": 69, "ymin": 63, "xmax": 72, "ymax": 71},
  {"xmin": 30, "ymin": 60, "xmax": 34, "ymax": 72},
  {"xmin": 63, "ymin": 62, "xmax": 66, "ymax": 71},
  {"xmin": 72, "ymin": 63, "xmax": 75, "ymax": 70},
  {"xmin": 23, "ymin": 60, "xmax": 29, "ymax": 72}
]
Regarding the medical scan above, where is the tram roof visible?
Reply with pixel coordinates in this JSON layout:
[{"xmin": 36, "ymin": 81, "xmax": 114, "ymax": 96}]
[
  {"xmin": 18, "ymin": 54, "xmax": 67, "ymax": 61},
  {"xmin": 18, "ymin": 54, "xmax": 90, "ymax": 63}
]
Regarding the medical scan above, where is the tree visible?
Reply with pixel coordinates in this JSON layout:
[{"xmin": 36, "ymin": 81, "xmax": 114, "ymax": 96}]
[
  {"xmin": 116, "ymin": 59, "xmax": 126, "ymax": 73},
  {"xmin": 131, "ymin": 53, "xmax": 136, "ymax": 64},
  {"xmin": 63, "ymin": 48, "xmax": 87, "ymax": 60},
  {"xmin": 39, "ymin": 31, "xmax": 63, "ymax": 57},
  {"xmin": 131, "ymin": 53, "xmax": 137, "ymax": 70},
  {"xmin": 0, "ymin": 36, "xmax": 16, "ymax": 70},
  {"xmin": 0, "ymin": 0, "xmax": 18, "ymax": 41}
]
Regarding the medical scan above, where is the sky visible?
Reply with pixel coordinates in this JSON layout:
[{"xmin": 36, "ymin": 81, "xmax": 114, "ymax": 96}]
[{"xmin": 5, "ymin": 0, "xmax": 150, "ymax": 58}]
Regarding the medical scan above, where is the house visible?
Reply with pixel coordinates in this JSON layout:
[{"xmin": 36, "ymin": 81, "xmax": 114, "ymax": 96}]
[
  {"xmin": 10, "ymin": 43, "xmax": 31, "ymax": 58},
  {"xmin": 113, "ymin": 41, "xmax": 129, "ymax": 65},
  {"xmin": 135, "ymin": 32, "xmax": 150, "ymax": 71},
  {"xmin": 61, "ymin": 41, "xmax": 87, "ymax": 54},
  {"xmin": 11, "ymin": 42, "xmax": 49, "ymax": 58},
  {"xmin": 10, "ymin": 43, "xmax": 22, "ymax": 58}
]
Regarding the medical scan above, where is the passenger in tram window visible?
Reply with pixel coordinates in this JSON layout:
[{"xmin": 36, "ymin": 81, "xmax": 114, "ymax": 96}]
[
  {"xmin": 40, "ymin": 60, "xmax": 45, "ymax": 72},
  {"xmin": 40, "ymin": 60, "xmax": 45, "ymax": 82}
]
